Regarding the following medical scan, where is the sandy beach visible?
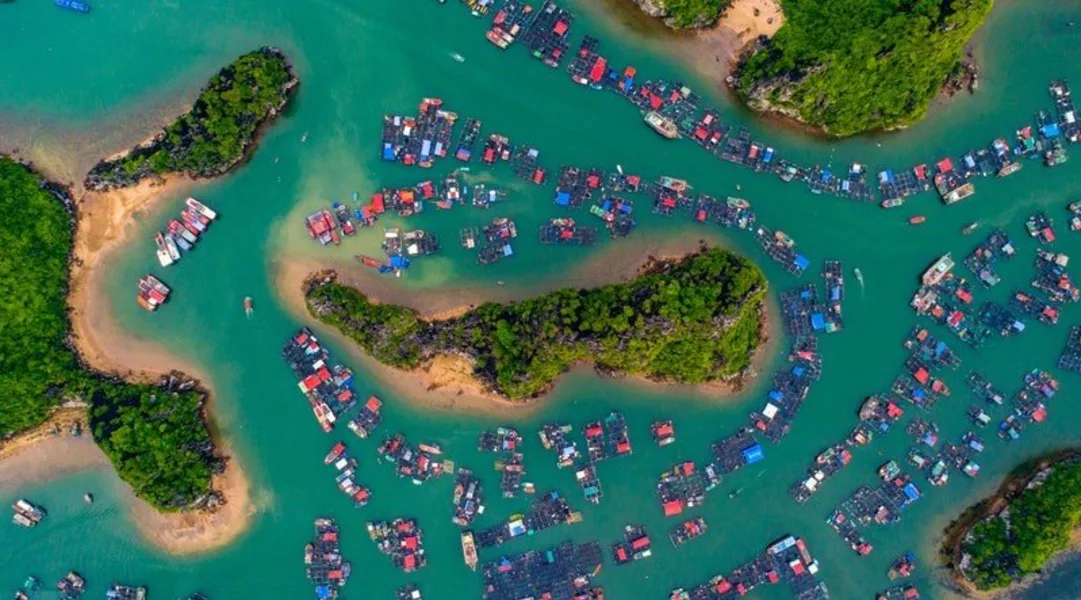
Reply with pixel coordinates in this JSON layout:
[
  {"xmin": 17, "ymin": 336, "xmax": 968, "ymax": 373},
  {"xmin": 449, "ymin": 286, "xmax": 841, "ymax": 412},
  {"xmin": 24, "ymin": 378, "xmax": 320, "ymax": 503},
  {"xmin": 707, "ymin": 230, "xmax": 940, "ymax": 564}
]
[
  {"xmin": 274, "ymin": 231, "xmax": 779, "ymax": 416},
  {"xmin": 581, "ymin": 0, "xmax": 784, "ymax": 91},
  {"xmin": 0, "ymin": 164, "xmax": 257, "ymax": 555},
  {"xmin": 0, "ymin": 406, "xmax": 108, "ymax": 492}
]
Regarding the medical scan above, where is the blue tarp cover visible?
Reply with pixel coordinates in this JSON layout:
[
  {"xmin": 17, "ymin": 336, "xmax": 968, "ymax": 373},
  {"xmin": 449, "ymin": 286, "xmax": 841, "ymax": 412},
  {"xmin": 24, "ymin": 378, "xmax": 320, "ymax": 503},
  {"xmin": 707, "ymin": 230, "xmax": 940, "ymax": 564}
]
[
  {"xmin": 555, "ymin": 191, "xmax": 571, "ymax": 206},
  {"xmin": 743, "ymin": 444, "xmax": 765, "ymax": 464},
  {"xmin": 794, "ymin": 255, "xmax": 810, "ymax": 269}
]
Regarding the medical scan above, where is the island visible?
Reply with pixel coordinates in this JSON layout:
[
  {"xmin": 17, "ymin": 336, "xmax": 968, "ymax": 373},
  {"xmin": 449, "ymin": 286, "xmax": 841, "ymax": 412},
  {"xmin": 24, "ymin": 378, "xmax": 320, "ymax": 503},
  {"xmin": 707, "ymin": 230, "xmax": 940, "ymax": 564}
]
[
  {"xmin": 628, "ymin": 0, "xmax": 731, "ymax": 29},
  {"xmin": 942, "ymin": 451, "xmax": 1081, "ymax": 592},
  {"xmin": 303, "ymin": 247, "xmax": 767, "ymax": 401},
  {"xmin": 734, "ymin": 0, "xmax": 993, "ymax": 136},
  {"xmin": 84, "ymin": 46, "xmax": 298, "ymax": 190},
  {"xmin": 0, "ymin": 157, "xmax": 222, "ymax": 511}
]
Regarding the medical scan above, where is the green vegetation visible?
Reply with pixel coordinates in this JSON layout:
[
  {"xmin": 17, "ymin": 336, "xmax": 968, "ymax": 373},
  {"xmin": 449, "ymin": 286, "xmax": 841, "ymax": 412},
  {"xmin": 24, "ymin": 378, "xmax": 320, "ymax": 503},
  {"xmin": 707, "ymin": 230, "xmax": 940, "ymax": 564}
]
[
  {"xmin": 306, "ymin": 248, "xmax": 766, "ymax": 400},
  {"xmin": 85, "ymin": 47, "xmax": 297, "ymax": 189},
  {"xmin": 737, "ymin": 0, "xmax": 993, "ymax": 136},
  {"xmin": 960, "ymin": 458, "xmax": 1081, "ymax": 590},
  {"xmin": 0, "ymin": 157, "xmax": 219, "ymax": 511},
  {"xmin": 655, "ymin": 0, "xmax": 729, "ymax": 28}
]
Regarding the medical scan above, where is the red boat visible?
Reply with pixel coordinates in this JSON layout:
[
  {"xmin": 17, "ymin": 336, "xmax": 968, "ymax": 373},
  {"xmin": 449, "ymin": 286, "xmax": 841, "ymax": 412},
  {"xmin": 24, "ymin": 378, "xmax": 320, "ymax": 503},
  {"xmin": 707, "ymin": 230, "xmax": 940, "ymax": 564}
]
[
  {"xmin": 908, "ymin": 216, "xmax": 926, "ymax": 225},
  {"xmin": 325, "ymin": 442, "xmax": 346, "ymax": 465}
]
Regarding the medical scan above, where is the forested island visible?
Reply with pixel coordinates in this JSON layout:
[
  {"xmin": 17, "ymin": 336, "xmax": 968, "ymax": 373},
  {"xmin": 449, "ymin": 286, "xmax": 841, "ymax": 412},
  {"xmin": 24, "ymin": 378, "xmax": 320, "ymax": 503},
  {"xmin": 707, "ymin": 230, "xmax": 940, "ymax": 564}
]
[
  {"xmin": 84, "ymin": 46, "xmax": 298, "ymax": 190},
  {"xmin": 735, "ymin": 0, "xmax": 993, "ymax": 136},
  {"xmin": 0, "ymin": 157, "xmax": 222, "ymax": 510},
  {"xmin": 943, "ymin": 451, "xmax": 1081, "ymax": 591},
  {"xmin": 304, "ymin": 248, "xmax": 767, "ymax": 401},
  {"xmin": 628, "ymin": 0, "xmax": 729, "ymax": 29}
]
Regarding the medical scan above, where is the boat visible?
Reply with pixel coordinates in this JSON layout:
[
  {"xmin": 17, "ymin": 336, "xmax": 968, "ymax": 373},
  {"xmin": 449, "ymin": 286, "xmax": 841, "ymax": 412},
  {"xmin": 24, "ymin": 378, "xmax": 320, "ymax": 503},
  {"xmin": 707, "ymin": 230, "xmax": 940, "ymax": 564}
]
[
  {"xmin": 324, "ymin": 442, "xmax": 347, "ymax": 465},
  {"xmin": 154, "ymin": 232, "xmax": 174, "ymax": 267},
  {"xmin": 644, "ymin": 111, "xmax": 679, "ymax": 139},
  {"xmin": 656, "ymin": 176, "xmax": 691, "ymax": 194},
  {"xmin": 921, "ymin": 254, "xmax": 955, "ymax": 286},
  {"xmin": 962, "ymin": 222, "xmax": 980, "ymax": 235},
  {"xmin": 908, "ymin": 216, "xmax": 926, "ymax": 225},
  {"xmin": 726, "ymin": 197, "xmax": 750, "ymax": 209},
  {"xmin": 244, "ymin": 296, "xmax": 254, "ymax": 317},
  {"xmin": 55, "ymin": 0, "xmax": 91, "ymax": 12},
  {"xmin": 854, "ymin": 267, "xmax": 864, "ymax": 289},
  {"xmin": 83, "ymin": 493, "xmax": 94, "ymax": 505},
  {"xmin": 451, "ymin": 52, "xmax": 466, "ymax": 63},
  {"xmin": 185, "ymin": 197, "xmax": 217, "ymax": 220},
  {"xmin": 461, "ymin": 531, "xmax": 478, "ymax": 571},
  {"xmin": 163, "ymin": 234, "xmax": 181, "ymax": 261}
]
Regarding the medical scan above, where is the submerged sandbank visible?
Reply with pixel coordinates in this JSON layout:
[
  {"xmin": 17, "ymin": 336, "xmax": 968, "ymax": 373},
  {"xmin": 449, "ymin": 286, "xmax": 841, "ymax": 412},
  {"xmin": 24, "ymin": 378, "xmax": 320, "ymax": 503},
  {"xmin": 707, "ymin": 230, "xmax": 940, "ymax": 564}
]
[{"xmin": 274, "ymin": 232, "xmax": 778, "ymax": 416}]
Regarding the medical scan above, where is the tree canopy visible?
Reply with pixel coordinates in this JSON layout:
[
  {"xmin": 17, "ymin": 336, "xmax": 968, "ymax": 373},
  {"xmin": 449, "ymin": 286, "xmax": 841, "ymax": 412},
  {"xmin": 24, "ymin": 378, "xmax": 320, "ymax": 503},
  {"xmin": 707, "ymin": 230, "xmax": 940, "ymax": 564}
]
[
  {"xmin": 737, "ymin": 0, "xmax": 993, "ymax": 136},
  {"xmin": 0, "ymin": 157, "xmax": 218, "ymax": 511},
  {"xmin": 85, "ymin": 47, "xmax": 296, "ymax": 189},
  {"xmin": 306, "ymin": 248, "xmax": 767, "ymax": 400},
  {"xmin": 961, "ymin": 459, "xmax": 1081, "ymax": 590}
]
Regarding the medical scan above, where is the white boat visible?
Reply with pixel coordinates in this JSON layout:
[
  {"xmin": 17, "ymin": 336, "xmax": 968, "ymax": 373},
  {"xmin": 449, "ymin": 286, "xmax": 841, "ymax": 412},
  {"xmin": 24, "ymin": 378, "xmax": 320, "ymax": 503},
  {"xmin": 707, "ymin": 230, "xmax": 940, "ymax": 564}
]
[
  {"xmin": 163, "ymin": 234, "xmax": 181, "ymax": 261},
  {"xmin": 185, "ymin": 197, "xmax": 218, "ymax": 220},
  {"xmin": 154, "ymin": 233, "xmax": 174, "ymax": 267},
  {"xmin": 451, "ymin": 52, "xmax": 466, "ymax": 63}
]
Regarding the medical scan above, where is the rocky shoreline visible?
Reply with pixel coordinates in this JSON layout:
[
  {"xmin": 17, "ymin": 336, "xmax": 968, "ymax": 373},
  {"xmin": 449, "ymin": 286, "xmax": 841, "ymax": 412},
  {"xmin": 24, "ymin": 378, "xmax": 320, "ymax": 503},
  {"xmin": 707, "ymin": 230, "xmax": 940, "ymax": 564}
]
[
  {"xmin": 940, "ymin": 449, "xmax": 1081, "ymax": 596},
  {"xmin": 303, "ymin": 247, "xmax": 768, "ymax": 403},
  {"xmin": 84, "ymin": 46, "xmax": 299, "ymax": 191}
]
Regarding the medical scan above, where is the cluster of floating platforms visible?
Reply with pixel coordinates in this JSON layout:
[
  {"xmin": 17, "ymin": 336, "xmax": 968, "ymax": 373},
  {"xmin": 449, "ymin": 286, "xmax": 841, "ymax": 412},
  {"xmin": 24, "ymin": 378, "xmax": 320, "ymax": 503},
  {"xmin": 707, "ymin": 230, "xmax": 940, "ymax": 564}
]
[
  {"xmin": 281, "ymin": 327, "xmax": 358, "ymax": 432},
  {"xmin": 434, "ymin": 0, "xmax": 1081, "ymax": 207},
  {"xmin": 474, "ymin": 490, "xmax": 580, "ymax": 549},
  {"xmin": 55, "ymin": 572, "xmax": 86, "ymax": 600},
  {"xmin": 381, "ymin": 98, "xmax": 458, "ymax": 167},
  {"xmin": 305, "ymin": 518, "xmax": 351, "ymax": 599},
  {"xmin": 539, "ymin": 423, "xmax": 580, "ymax": 468},
  {"xmin": 998, "ymin": 369, "xmax": 1058, "ymax": 441},
  {"xmin": 471, "ymin": 217, "xmax": 518, "ymax": 265},
  {"xmin": 789, "ymin": 394, "xmax": 907, "ymax": 504},
  {"xmin": 964, "ymin": 229, "xmax": 1015, "ymax": 288},
  {"xmin": 479, "ymin": 427, "xmax": 527, "ymax": 497},
  {"xmin": 876, "ymin": 584, "xmax": 921, "ymax": 600},
  {"xmin": 911, "ymin": 253, "xmax": 995, "ymax": 349},
  {"xmin": 323, "ymin": 441, "xmax": 371, "ymax": 507},
  {"xmin": 1058, "ymin": 325, "xmax": 1081, "ymax": 372},
  {"xmin": 539, "ymin": 217, "xmax": 598, "ymax": 245},
  {"xmin": 668, "ymin": 517, "xmax": 707, "ymax": 547},
  {"xmin": 480, "ymin": 540, "xmax": 604, "ymax": 600},
  {"xmin": 347, "ymin": 395, "xmax": 383, "ymax": 439},
  {"xmin": 153, "ymin": 197, "xmax": 218, "ymax": 268},
  {"xmin": 368, "ymin": 518, "xmax": 427, "ymax": 573},
  {"xmin": 781, "ymin": 262, "xmax": 845, "ymax": 335},
  {"xmin": 749, "ymin": 336, "xmax": 821, "ymax": 442},
  {"xmin": 669, "ymin": 534, "xmax": 830, "ymax": 600},
  {"xmin": 756, "ymin": 228, "xmax": 810, "ymax": 276},
  {"xmin": 397, "ymin": 584, "xmax": 423, "ymax": 600},
  {"xmin": 135, "ymin": 274, "xmax": 171, "ymax": 312},
  {"xmin": 377, "ymin": 434, "xmax": 448, "ymax": 484},
  {"xmin": 11, "ymin": 499, "xmax": 46, "ymax": 528},
  {"xmin": 106, "ymin": 584, "xmax": 148, "ymax": 600},
  {"xmin": 611, "ymin": 524, "xmax": 652, "ymax": 565},
  {"xmin": 452, "ymin": 468, "xmax": 485, "ymax": 526}
]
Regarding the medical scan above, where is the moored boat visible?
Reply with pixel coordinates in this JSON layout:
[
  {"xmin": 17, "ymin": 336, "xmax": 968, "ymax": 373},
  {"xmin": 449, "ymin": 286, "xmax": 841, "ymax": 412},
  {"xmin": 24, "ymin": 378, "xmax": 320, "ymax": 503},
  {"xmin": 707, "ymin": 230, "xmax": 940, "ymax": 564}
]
[
  {"xmin": 921, "ymin": 254, "xmax": 954, "ymax": 286},
  {"xmin": 154, "ymin": 232, "xmax": 174, "ymax": 267},
  {"xmin": 244, "ymin": 296, "xmax": 254, "ymax": 316},
  {"xmin": 186, "ymin": 197, "xmax": 218, "ymax": 220},
  {"xmin": 644, "ymin": 111, "xmax": 679, "ymax": 139},
  {"xmin": 461, "ymin": 531, "xmax": 478, "ymax": 571}
]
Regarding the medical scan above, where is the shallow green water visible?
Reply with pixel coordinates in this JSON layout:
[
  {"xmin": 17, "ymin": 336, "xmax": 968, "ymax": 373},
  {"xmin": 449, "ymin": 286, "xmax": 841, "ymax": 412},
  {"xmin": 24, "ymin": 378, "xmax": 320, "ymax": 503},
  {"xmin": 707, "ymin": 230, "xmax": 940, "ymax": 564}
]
[{"xmin": 3, "ymin": 0, "xmax": 1081, "ymax": 599}]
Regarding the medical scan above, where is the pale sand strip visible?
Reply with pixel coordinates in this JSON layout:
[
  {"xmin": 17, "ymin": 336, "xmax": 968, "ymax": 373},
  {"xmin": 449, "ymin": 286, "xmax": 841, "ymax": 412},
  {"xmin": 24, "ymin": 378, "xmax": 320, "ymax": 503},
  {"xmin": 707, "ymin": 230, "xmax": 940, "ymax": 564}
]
[
  {"xmin": 0, "ymin": 172, "xmax": 256, "ymax": 555},
  {"xmin": 273, "ymin": 232, "xmax": 779, "ymax": 417}
]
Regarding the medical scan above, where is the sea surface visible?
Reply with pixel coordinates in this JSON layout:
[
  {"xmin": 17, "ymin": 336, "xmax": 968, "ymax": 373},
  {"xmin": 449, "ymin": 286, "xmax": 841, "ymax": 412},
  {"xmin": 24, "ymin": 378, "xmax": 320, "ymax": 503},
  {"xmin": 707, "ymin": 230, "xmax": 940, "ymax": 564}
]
[{"xmin": 3, "ymin": 1, "xmax": 1081, "ymax": 599}]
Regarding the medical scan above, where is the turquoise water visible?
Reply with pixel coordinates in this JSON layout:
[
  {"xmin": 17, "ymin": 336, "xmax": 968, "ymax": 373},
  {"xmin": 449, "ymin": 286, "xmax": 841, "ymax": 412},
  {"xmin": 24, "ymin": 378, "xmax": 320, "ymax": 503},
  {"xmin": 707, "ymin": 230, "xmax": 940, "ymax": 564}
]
[{"xmin": 2, "ymin": 0, "xmax": 1081, "ymax": 598}]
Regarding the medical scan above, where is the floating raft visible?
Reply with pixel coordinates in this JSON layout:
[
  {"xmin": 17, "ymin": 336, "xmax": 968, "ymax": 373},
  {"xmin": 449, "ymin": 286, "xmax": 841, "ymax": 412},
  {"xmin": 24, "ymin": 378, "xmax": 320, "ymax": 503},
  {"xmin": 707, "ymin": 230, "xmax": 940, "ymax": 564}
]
[{"xmin": 481, "ymin": 540, "xmax": 604, "ymax": 600}]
